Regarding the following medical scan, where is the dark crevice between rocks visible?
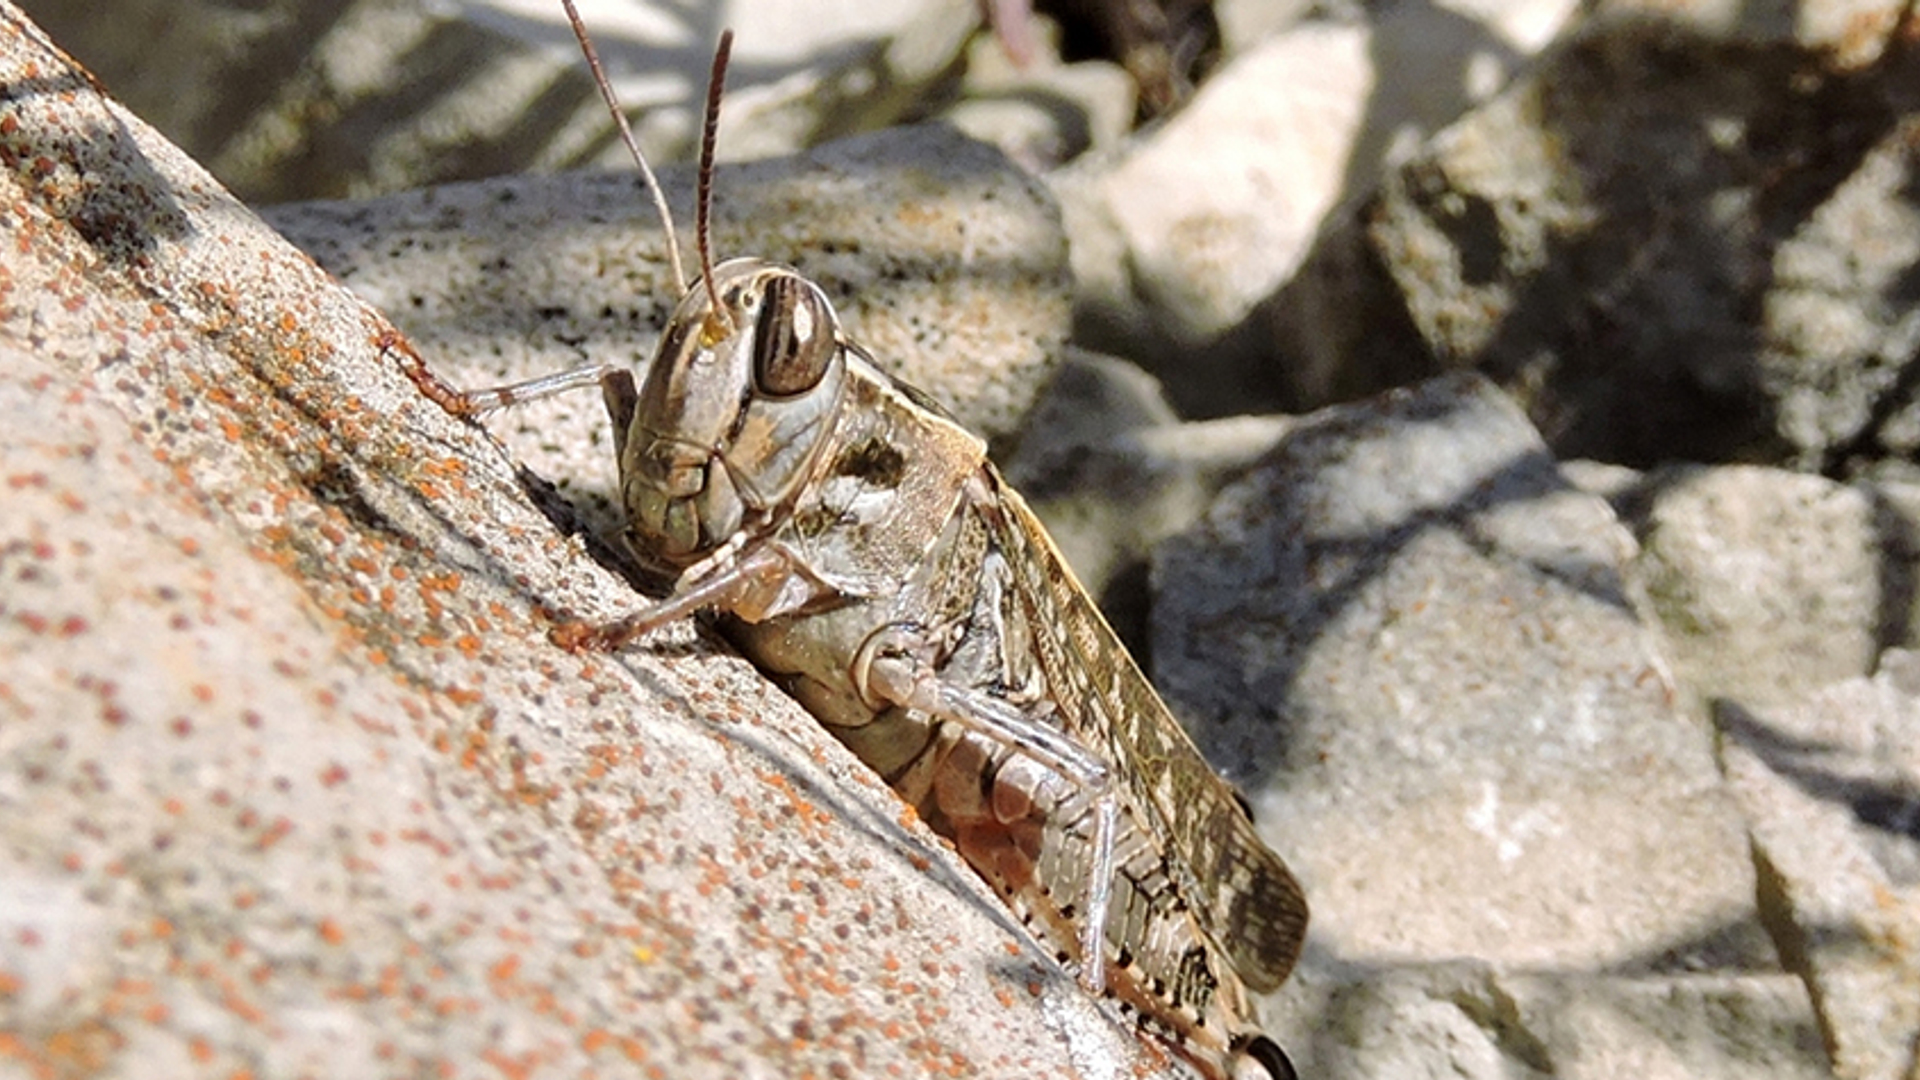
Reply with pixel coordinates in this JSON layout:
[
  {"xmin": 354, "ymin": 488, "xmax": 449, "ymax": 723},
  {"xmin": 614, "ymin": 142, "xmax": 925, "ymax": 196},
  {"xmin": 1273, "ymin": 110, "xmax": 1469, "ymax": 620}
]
[
  {"xmin": 1748, "ymin": 834, "xmax": 1843, "ymax": 1067},
  {"xmin": 1446, "ymin": 974, "xmax": 1557, "ymax": 1076}
]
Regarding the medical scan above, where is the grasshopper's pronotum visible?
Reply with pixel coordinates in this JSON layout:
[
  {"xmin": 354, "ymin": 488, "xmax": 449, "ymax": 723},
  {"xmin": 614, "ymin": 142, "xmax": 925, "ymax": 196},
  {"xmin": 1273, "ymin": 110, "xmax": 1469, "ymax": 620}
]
[{"xmin": 411, "ymin": 5, "xmax": 1309, "ymax": 1076}]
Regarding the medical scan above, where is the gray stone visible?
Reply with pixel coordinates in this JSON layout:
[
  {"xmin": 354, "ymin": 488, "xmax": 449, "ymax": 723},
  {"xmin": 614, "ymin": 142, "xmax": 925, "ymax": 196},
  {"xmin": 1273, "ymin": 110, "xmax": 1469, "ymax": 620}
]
[
  {"xmin": 1277, "ymin": 0, "xmax": 1920, "ymax": 465},
  {"xmin": 1266, "ymin": 963, "xmax": 1826, "ymax": 1079},
  {"xmin": 1632, "ymin": 466, "xmax": 1915, "ymax": 711},
  {"xmin": 1717, "ymin": 652, "xmax": 1920, "ymax": 1080},
  {"xmin": 0, "ymin": 9, "xmax": 1158, "ymax": 1077},
  {"xmin": 1152, "ymin": 374, "xmax": 1763, "ymax": 974},
  {"xmin": 262, "ymin": 123, "xmax": 1069, "ymax": 533},
  {"xmin": 1762, "ymin": 115, "xmax": 1920, "ymax": 469}
]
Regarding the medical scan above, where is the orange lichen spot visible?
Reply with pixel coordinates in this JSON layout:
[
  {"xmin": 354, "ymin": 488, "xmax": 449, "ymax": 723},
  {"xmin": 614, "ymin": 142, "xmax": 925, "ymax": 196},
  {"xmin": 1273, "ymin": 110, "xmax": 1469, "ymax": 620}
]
[
  {"xmin": 61, "ymin": 851, "xmax": 83, "ymax": 872},
  {"xmin": 179, "ymin": 537, "xmax": 200, "ymax": 557},
  {"xmin": 456, "ymin": 635, "xmax": 482, "ymax": 657},
  {"xmin": 319, "ymin": 762, "xmax": 350, "ymax": 788},
  {"xmin": 220, "ymin": 985, "xmax": 265, "ymax": 1025},
  {"xmin": 255, "ymin": 817, "xmax": 294, "ymax": 850},
  {"xmin": 318, "ymin": 918, "xmax": 347, "ymax": 946},
  {"xmin": 189, "ymin": 1036, "xmax": 215, "ymax": 1063},
  {"xmin": 0, "ymin": 971, "xmax": 20, "ymax": 997},
  {"xmin": 489, "ymin": 955, "xmax": 520, "ymax": 983},
  {"xmin": 170, "ymin": 717, "xmax": 193, "ymax": 737},
  {"xmin": 150, "ymin": 917, "xmax": 174, "ymax": 940},
  {"xmin": 56, "ymin": 616, "xmax": 86, "ymax": 637}
]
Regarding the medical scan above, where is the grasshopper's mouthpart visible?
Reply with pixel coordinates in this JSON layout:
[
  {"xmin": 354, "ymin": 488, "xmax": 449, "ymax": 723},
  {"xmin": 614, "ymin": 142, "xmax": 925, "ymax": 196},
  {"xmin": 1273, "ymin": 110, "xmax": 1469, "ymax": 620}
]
[{"xmin": 628, "ymin": 437, "xmax": 743, "ymax": 563}]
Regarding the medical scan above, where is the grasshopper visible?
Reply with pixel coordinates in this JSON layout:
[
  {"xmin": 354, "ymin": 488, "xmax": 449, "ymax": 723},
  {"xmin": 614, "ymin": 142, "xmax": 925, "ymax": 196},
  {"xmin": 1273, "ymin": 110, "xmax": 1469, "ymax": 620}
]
[{"xmin": 414, "ymin": 5, "xmax": 1309, "ymax": 1076}]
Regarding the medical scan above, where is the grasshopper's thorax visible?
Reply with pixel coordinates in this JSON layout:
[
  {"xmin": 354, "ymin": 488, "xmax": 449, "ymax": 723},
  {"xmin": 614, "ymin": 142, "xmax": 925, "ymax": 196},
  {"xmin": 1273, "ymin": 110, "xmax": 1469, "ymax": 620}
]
[{"xmin": 618, "ymin": 258, "xmax": 849, "ymax": 567}]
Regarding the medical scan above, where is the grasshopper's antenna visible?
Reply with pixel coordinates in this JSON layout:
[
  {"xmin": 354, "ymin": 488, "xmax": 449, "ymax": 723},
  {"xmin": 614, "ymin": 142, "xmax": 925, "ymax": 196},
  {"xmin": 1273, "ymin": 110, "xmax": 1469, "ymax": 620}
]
[
  {"xmin": 560, "ymin": 0, "xmax": 687, "ymax": 290},
  {"xmin": 696, "ymin": 30, "xmax": 734, "ymax": 331}
]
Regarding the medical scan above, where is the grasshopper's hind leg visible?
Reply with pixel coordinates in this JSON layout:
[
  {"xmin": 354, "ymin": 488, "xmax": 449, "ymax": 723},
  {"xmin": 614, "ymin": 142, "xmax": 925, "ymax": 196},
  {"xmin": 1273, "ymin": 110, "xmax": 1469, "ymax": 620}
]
[{"xmin": 854, "ymin": 624, "xmax": 1120, "ymax": 994}]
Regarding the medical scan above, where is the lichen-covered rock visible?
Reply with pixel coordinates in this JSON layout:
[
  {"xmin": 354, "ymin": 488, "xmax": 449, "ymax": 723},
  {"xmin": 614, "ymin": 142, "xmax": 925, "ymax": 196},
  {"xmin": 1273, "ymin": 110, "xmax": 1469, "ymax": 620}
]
[{"xmin": 0, "ymin": 9, "xmax": 1149, "ymax": 1078}]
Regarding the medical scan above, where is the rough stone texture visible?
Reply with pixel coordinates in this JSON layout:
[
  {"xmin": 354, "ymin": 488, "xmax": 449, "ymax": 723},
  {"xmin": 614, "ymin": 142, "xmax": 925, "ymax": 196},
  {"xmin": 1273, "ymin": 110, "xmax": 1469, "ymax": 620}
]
[
  {"xmin": 1275, "ymin": 963, "xmax": 1826, "ymax": 1080},
  {"xmin": 1718, "ymin": 652, "xmax": 1920, "ymax": 1080},
  {"xmin": 261, "ymin": 122, "xmax": 1070, "ymax": 532},
  {"xmin": 1275, "ymin": 0, "xmax": 1920, "ymax": 467},
  {"xmin": 0, "ymin": 9, "xmax": 1157, "ymax": 1078},
  {"xmin": 1761, "ymin": 113, "xmax": 1920, "ymax": 469},
  {"xmin": 1631, "ymin": 465, "xmax": 1920, "ymax": 711},
  {"xmin": 1152, "ymin": 374, "xmax": 1763, "ymax": 975},
  {"xmin": 22, "ymin": 0, "xmax": 984, "ymax": 203}
]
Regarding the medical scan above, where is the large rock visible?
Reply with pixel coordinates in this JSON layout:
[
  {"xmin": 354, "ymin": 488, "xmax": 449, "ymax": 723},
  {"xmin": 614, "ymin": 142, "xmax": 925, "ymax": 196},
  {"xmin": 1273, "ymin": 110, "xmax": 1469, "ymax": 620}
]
[
  {"xmin": 0, "ymin": 8, "xmax": 1157, "ymax": 1077},
  {"xmin": 1150, "ymin": 374, "xmax": 1795, "ymax": 1071}
]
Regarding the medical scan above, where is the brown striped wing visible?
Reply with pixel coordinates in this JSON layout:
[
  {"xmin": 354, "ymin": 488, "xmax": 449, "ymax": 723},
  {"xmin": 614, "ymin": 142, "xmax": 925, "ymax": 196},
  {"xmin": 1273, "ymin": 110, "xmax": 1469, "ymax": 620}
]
[{"xmin": 976, "ymin": 466, "xmax": 1307, "ymax": 991}]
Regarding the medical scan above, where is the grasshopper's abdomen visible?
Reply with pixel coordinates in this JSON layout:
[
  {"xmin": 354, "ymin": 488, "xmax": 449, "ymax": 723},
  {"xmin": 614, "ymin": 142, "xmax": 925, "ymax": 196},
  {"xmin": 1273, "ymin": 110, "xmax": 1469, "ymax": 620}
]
[{"xmin": 909, "ymin": 724, "xmax": 1270, "ymax": 1072}]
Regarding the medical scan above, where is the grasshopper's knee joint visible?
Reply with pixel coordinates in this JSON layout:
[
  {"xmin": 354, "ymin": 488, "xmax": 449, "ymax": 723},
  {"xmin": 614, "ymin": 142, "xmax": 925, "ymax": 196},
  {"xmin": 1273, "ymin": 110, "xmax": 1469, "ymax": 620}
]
[{"xmin": 850, "ymin": 622, "xmax": 937, "ymax": 713}]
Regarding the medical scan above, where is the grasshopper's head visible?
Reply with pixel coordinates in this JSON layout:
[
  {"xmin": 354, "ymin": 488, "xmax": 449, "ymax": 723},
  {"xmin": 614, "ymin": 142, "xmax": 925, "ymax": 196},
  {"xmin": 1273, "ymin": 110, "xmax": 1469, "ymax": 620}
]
[{"xmin": 615, "ymin": 257, "xmax": 849, "ymax": 567}]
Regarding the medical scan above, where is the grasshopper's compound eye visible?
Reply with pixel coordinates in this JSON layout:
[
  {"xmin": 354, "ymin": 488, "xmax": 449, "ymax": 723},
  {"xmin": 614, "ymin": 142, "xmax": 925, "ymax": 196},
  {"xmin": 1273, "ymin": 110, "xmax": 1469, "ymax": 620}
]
[{"xmin": 750, "ymin": 274, "xmax": 837, "ymax": 397}]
